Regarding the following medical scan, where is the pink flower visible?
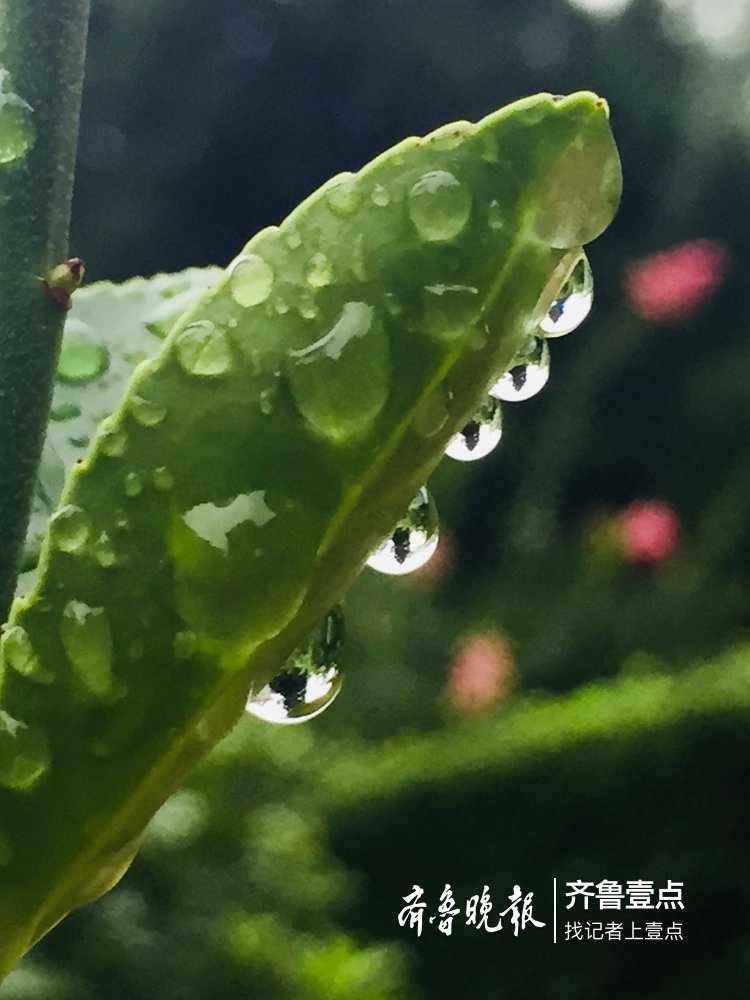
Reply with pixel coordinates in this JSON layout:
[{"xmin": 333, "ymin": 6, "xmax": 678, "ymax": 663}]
[
  {"xmin": 619, "ymin": 500, "xmax": 680, "ymax": 563},
  {"xmin": 446, "ymin": 632, "xmax": 515, "ymax": 713},
  {"xmin": 623, "ymin": 239, "xmax": 726, "ymax": 325}
]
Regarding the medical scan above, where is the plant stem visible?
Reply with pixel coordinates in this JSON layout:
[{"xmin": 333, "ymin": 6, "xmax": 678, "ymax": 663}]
[{"xmin": 0, "ymin": 0, "xmax": 91, "ymax": 621}]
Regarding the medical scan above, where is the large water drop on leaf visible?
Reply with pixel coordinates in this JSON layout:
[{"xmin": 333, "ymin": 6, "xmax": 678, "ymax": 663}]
[
  {"xmin": 445, "ymin": 397, "xmax": 503, "ymax": 462},
  {"xmin": 60, "ymin": 601, "xmax": 116, "ymax": 699},
  {"xmin": 490, "ymin": 336, "xmax": 550, "ymax": 402},
  {"xmin": 287, "ymin": 301, "xmax": 390, "ymax": 442},
  {"xmin": 1, "ymin": 625, "xmax": 53, "ymax": 683},
  {"xmin": 0, "ymin": 70, "xmax": 34, "ymax": 165},
  {"xmin": 49, "ymin": 504, "xmax": 90, "ymax": 553},
  {"xmin": 175, "ymin": 320, "xmax": 232, "ymax": 376},
  {"xmin": 245, "ymin": 607, "xmax": 344, "ymax": 725},
  {"xmin": 57, "ymin": 332, "xmax": 109, "ymax": 384},
  {"xmin": 229, "ymin": 254, "xmax": 274, "ymax": 307},
  {"xmin": 367, "ymin": 487, "xmax": 439, "ymax": 575},
  {"xmin": 407, "ymin": 170, "xmax": 471, "ymax": 243},
  {"xmin": 0, "ymin": 711, "xmax": 50, "ymax": 790},
  {"xmin": 541, "ymin": 252, "xmax": 593, "ymax": 337}
]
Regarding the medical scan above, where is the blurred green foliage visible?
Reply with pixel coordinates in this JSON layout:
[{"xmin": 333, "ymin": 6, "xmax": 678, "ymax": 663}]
[{"xmin": 5, "ymin": 0, "xmax": 750, "ymax": 995}]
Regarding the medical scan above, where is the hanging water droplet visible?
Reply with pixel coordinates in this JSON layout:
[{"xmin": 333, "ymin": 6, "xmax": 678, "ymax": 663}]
[
  {"xmin": 445, "ymin": 397, "xmax": 503, "ymax": 462},
  {"xmin": 50, "ymin": 402, "xmax": 81, "ymax": 422},
  {"xmin": 0, "ymin": 711, "xmax": 50, "ymax": 790},
  {"xmin": 371, "ymin": 184, "xmax": 390, "ymax": 207},
  {"xmin": 540, "ymin": 252, "xmax": 594, "ymax": 337},
  {"xmin": 57, "ymin": 334, "xmax": 109, "ymax": 383},
  {"xmin": 124, "ymin": 471, "xmax": 143, "ymax": 497},
  {"xmin": 326, "ymin": 172, "xmax": 358, "ymax": 215},
  {"xmin": 287, "ymin": 301, "xmax": 390, "ymax": 442},
  {"xmin": 0, "ymin": 70, "xmax": 34, "ymax": 165},
  {"xmin": 1, "ymin": 625, "xmax": 53, "ymax": 683},
  {"xmin": 130, "ymin": 394, "xmax": 167, "ymax": 427},
  {"xmin": 60, "ymin": 601, "xmax": 116, "ymax": 699},
  {"xmin": 229, "ymin": 254, "xmax": 275, "ymax": 307},
  {"xmin": 175, "ymin": 320, "xmax": 232, "ymax": 376},
  {"xmin": 490, "ymin": 336, "xmax": 550, "ymax": 402},
  {"xmin": 367, "ymin": 487, "xmax": 439, "ymax": 575},
  {"xmin": 245, "ymin": 607, "xmax": 344, "ymax": 724},
  {"xmin": 49, "ymin": 504, "xmax": 90, "ymax": 553},
  {"xmin": 407, "ymin": 170, "xmax": 471, "ymax": 243},
  {"xmin": 305, "ymin": 251, "xmax": 333, "ymax": 289},
  {"xmin": 99, "ymin": 423, "xmax": 127, "ymax": 457},
  {"xmin": 152, "ymin": 467, "xmax": 174, "ymax": 491}
]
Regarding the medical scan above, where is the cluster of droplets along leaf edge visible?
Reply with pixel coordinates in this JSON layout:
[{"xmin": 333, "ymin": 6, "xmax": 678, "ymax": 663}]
[{"xmin": 246, "ymin": 250, "xmax": 593, "ymax": 726}]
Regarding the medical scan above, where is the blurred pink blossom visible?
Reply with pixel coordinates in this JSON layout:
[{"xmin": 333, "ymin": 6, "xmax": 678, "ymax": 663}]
[
  {"xmin": 447, "ymin": 632, "xmax": 515, "ymax": 713},
  {"xmin": 623, "ymin": 239, "xmax": 726, "ymax": 325},
  {"xmin": 619, "ymin": 500, "xmax": 680, "ymax": 563}
]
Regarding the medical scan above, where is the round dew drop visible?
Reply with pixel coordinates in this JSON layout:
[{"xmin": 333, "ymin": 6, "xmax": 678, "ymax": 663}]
[
  {"xmin": 367, "ymin": 487, "xmax": 439, "ymax": 576},
  {"xmin": 60, "ymin": 601, "xmax": 116, "ymax": 699},
  {"xmin": 540, "ymin": 252, "xmax": 594, "ymax": 337},
  {"xmin": 371, "ymin": 184, "xmax": 390, "ymax": 207},
  {"xmin": 229, "ymin": 254, "xmax": 275, "ymax": 307},
  {"xmin": 326, "ymin": 173, "xmax": 359, "ymax": 215},
  {"xmin": 124, "ymin": 471, "xmax": 143, "ymax": 497},
  {"xmin": 445, "ymin": 397, "xmax": 503, "ymax": 462},
  {"xmin": 0, "ymin": 711, "xmax": 50, "ymax": 790},
  {"xmin": 490, "ymin": 336, "xmax": 550, "ymax": 403},
  {"xmin": 175, "ymin": 320, "xmax": 232, "ymax": 376},
  {"xmin": 245, "ymin": 607, "xmax": 344, "ymax": 725},
  {"xmin": 130, "ymin": 395, "xmax": 167, "ymax": 427},
  {"xmin": 0, "ymin": 625, "xmax": 53, "ymax": 683},
  {"xmin": 407, "ymin": 170, "xmax": 471, "ymax": 243},
  {"xmin": 57, "ymin": 335, "xmax": 109, "ymax": 384}
]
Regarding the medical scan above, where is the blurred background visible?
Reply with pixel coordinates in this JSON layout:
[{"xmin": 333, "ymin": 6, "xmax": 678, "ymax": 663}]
[{"xmin": 5, "ymin": 0, "xmax": 750, "ymax": 996}]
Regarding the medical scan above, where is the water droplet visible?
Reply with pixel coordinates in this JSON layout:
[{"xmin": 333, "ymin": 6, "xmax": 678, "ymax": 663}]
[
  {"xmin": 367, "ymin": 487, "xmax": 439, "ymax": 576},
  {"xmin": 423, "ymin": 283, "xmax": 480, "ymax": 341},
  {"xmin": 305, "ymin": 251, "xmax": 333, "ymax": 289},
  {"xmin": 57, "ymin": 335, "xmax": 109, "ymax": 383},
  {"xmin": 351, "ymin": 234, "xmax": 368, "ymax": 282},
  {"xmin": 1, "ymin": 625, "xmax": 53, "ymax": 683},
  {"xmin": 229, "ymin": 254, "xmax": 275, "ymax": 307},
  {"xmin": 99, "ymin": 423, "xmax": 127, "ymax": 457},
  {"xmin": 490, "ymin": 336, "xmax": 550, "ymax": 402},
  {"xmin": 68, "ymin": 434, "xmax": 89, "ymax": 449},
  {"xmin": 153, "ymin": 467, "xmax": 174, "ymax": 491},
  {"xmin": 49, "ymin": 504, "xmax": 90, "ymax": 553},
  {"xmin": 488, "ymin": 199, "xmax": 505, "ymax": 231},
  {"xmin": 50, "ymin": 402, "xmax": 81, "ymax": 421},
  {"xmin": 60, "ymin": 601, "xmax": 116, "ymax": 699},
  {"xmin": 175, "ymin": 320, "xmax": 232, "ymax": 377},
  {"xmin": 0, "ymin": 711, "xmax": 50, "ymax": 789},
  {"xmin": 298, "ymin": 293, "xmax": 319, "ymax": 320},
  {"xmin": 93, "ymin": 531, "xmax": 116, "ymax": 567},
  {"xmin": 124, "ymin": 471, "xmax": 143, "ymax": 497},
  {"xmin": 445, "ymin": 397, "xmax": 503, "ymax": 462},
  {"xmin": 285, "ymin": 228, "xmax": 302, "ymax": 250},
  {"xmin": 326, "ymin": 172, "xmax": 359, "ymax": 214},
  {"xmin": 275, "ymin": 298, "xmax": 290, "ymax": 315},
  {"xmin": 130, "ymin": 395, "xmax": 167, "ymax": 427},
  {"xmin": 259, "ymin": 389, "xmax": 274, "ymax": 415},
  {"xmin": 408, "ymin": 170, "xmax": 471, "ymax": 243},
  {"xmin": 371, "ymin": 184, "xmax": 390, "ymax": 207},
  {"xmin": 246, "ymin": 607, "xmax": 344, "ymax": 724},
  {"xmin": 287, "ymin": 301, "xmax": 390, "ymax": 441},
  {"xmin": 0, "ymin": 70, "xmax": 34, "ymax": 165},
  {"xmin": 540, "ymin": 252, "xmax": 594, "ymax": 337}
]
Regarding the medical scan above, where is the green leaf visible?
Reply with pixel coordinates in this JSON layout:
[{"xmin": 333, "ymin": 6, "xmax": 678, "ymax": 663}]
[{"xmin": 0, "ymin": 91, "xmax": 620, "ymax": 974}]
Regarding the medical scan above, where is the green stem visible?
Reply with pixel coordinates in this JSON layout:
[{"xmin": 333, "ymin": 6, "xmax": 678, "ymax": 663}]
[{"xmin": 0, "ymin": 0, "xmax": 91, "ymax": 621}]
